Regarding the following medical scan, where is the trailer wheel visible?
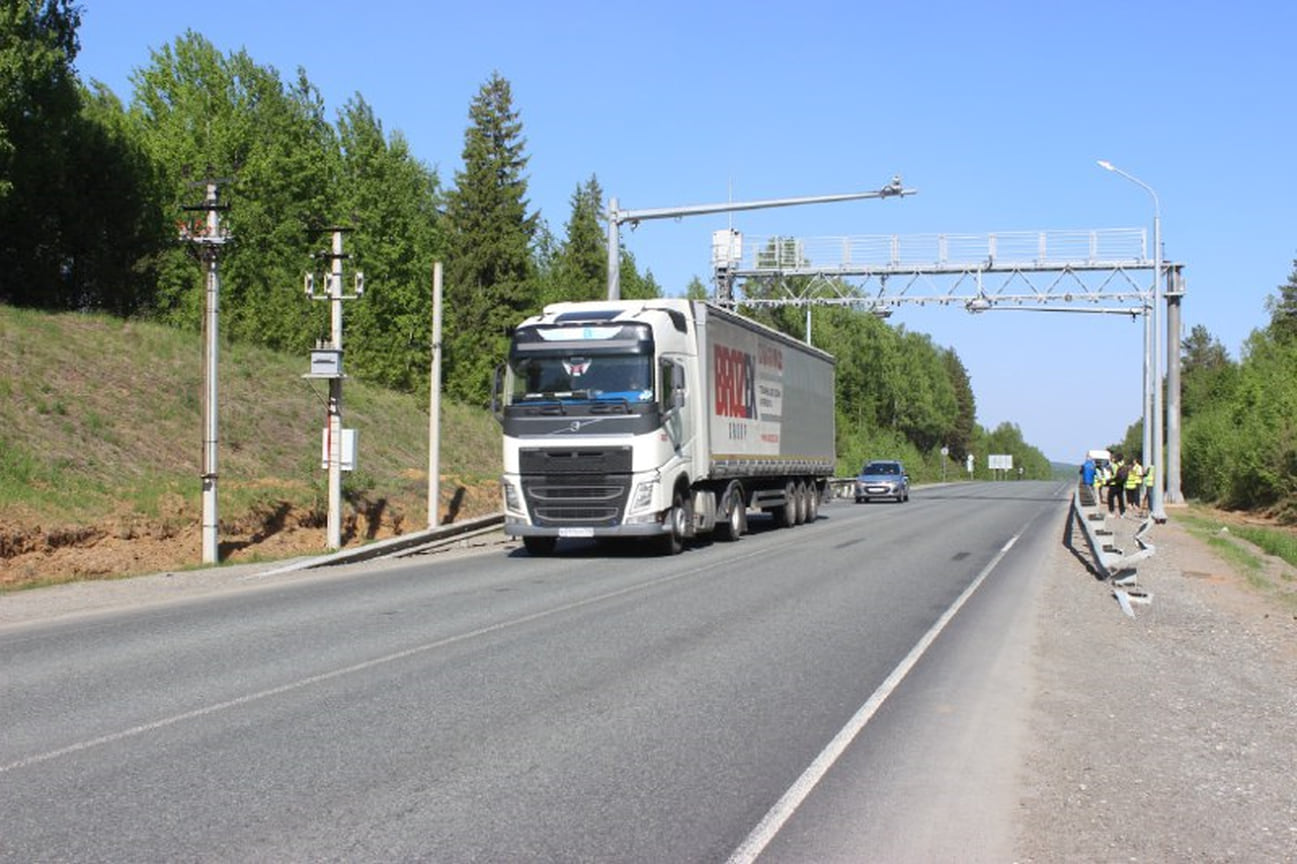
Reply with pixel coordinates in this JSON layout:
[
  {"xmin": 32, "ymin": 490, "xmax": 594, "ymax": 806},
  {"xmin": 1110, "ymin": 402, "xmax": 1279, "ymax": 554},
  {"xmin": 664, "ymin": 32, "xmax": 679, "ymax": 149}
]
[
  {"xmin": 523, "ymin": 536, "xmax": 557, "ymax": 556},
  {"xmin": 806, "ymin": 483, "xmax": 820, "ymax": 522},
  {"xmin": 794, "ymin": 481, "xmax": 809, "ymax": 524},
  {"xmin": 658, "ymin": 491, "xmax": 687, "ymax": 555},
  {"xmin": 778, "ymin": 481, "xmax": 798, "ymax": 528},
  {"xmin": 716, "ymin": 486, "xmax": 745, "ymax": 542}
]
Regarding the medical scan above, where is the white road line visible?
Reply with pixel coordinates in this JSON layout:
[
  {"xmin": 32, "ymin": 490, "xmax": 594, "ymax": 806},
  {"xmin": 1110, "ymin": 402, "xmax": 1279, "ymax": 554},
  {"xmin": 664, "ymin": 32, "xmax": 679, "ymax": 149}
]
[
  {"xmin": 725, "ymin": 532, "xmax": 1023, "ymax": 864},
  {"xmin": 1, "ymin": 546, "xmax": 772, "ymax": 776}
]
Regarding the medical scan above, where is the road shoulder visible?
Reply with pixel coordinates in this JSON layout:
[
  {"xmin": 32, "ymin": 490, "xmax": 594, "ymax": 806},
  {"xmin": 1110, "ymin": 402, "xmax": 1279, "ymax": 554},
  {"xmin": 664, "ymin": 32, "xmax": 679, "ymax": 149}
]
[{"xmin": 1017, "ymin": 509, "xmax": 1297, "ymax": 861}]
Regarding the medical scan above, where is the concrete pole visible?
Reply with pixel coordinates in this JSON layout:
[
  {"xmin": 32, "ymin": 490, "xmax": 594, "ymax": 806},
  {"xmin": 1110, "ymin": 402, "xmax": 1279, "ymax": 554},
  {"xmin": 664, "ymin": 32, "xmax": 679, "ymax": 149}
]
[
  {"xmin": 201, "ymin": 183, "xmax": 221, "ymax": 565},
  {"xmin": 428, "ymin": 262, "xmax": 443, "ymax": 529},
  {"xmin": 1165, "ymin": 266, "xmax": 1184, "ymax": 504},
  {"xmin": 606, "ymin": 197, "xmax": 620, "ymax": 300},
  {"xmin": 1141, "ymin": 302, "xmax": 1152, "ymax": 466},
  {"xmin": 1151, "ymin": 209, "xmax": 1166, "ymax": 521},
  {"xmin": 326, "ymin": 229, "xmax": 344, "ymax": 550}
]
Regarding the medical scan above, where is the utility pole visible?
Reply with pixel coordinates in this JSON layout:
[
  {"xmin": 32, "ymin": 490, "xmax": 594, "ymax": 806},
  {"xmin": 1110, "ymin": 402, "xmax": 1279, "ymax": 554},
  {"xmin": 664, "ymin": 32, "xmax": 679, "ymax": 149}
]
[
  {"xmin": 428, "ymin": 262, "xmax": 444, "ymax": 529},
  {"xmin": 304, "ymin": 228, "xmax": 364, "ymax": 550},
  {"xmin": 180, "ymin": 181, "xmax": 232, "ymax": 565}
]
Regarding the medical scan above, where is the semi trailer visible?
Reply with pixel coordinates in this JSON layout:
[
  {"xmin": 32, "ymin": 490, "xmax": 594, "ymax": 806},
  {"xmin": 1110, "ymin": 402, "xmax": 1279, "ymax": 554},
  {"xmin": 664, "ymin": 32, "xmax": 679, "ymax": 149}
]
[{"xmin": 495, "ymin": 299, "xmax": 836, "ymax": 555}]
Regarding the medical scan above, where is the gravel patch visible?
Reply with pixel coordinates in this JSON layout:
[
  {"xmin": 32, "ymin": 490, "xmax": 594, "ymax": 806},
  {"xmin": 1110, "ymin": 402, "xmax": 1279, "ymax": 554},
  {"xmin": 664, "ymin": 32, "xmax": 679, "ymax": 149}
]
[{"xmin": 1018, "ymin": 507, "xmax": 1297, "ymax": 862}]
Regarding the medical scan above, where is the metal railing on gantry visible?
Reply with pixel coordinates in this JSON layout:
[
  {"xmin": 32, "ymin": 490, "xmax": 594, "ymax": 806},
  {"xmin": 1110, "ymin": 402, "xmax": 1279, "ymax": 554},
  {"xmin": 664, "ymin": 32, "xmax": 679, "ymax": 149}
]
[{"xmin": 713, "ymin": 227, "xmax": 1178, "ymax": 315}]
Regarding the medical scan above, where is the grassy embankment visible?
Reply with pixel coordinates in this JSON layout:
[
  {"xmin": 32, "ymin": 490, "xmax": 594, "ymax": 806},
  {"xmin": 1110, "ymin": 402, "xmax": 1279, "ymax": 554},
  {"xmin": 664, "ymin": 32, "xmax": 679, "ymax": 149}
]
[
  {"xmin": 1174, "ymin": 505, "xmax": 1297, "ymax": 613},
  {"xmin": 0, "ymin": 305, "xmax": 501, "ymax": 588}
]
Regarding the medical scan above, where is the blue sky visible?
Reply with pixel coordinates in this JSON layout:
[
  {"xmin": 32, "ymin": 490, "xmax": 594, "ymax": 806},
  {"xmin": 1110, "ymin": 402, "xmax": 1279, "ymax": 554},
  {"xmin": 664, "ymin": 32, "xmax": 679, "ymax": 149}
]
[{"xmin": 75, "ymin": 1, "xmax": 1295, "ymax": 463}]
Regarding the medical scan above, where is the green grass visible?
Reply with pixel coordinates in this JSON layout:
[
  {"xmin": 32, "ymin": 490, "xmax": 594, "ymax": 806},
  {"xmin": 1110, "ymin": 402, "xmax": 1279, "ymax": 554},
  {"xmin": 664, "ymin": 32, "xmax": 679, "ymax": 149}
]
[
  {"xmin": 1225, "ymin": 524, "xmax": 1297, "ymax": 574},
  {"xmin": 1175, "ymin": 506, "xmax": 1297, "ymax": 605},
  {"xmin": 0, "ymin": 304, "xmax": 502, "ymax": 535}
]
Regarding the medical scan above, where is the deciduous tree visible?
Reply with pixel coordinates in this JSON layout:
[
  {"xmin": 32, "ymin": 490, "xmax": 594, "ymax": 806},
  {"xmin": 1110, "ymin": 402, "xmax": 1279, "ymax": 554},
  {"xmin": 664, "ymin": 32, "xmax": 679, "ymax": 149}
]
[
  {"xmin": 130, "ymin": 33, "xmax": 338, "ymax": 350},
  {"xmin": 0, "ymin": 0, "xmax": 83, "ymax": 305},
  {"xmin": 335, "ymin": 96, "xmax": 444, "ymax": 392}
]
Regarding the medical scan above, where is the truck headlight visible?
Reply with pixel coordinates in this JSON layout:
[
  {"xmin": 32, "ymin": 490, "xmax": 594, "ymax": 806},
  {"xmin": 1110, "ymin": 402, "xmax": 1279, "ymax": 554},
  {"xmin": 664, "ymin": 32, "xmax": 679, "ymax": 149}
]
[
  {"xmin": 629, "ymin": 479, "xmax": 657, "ymax": 514},
  {"xmin": 502, "ymin": 479, "xmax": 524, "ymax": 515}
]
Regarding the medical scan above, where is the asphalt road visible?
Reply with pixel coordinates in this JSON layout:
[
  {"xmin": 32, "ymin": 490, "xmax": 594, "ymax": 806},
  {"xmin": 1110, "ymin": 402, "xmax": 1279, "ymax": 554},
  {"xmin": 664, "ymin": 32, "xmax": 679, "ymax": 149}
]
[{"xmin": 0, "ymin": 480, "xmax": 1069, "ymax": 862}]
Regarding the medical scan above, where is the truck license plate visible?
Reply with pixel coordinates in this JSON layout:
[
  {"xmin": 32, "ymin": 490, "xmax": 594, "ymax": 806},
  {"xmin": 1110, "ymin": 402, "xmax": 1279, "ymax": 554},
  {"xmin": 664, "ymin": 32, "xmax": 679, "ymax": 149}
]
[{"xmin": 558, "ymin": 527, "xmax": 595, "ymax": 538}]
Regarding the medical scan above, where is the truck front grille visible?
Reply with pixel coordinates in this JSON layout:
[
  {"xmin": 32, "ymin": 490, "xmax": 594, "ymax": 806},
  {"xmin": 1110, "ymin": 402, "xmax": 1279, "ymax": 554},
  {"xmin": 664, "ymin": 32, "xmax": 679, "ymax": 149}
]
[
  {"xmin": 519, "ymin": 448, "xmax": 633, "ymax": 527},
  {"xmin": 522, "ymin": 475, "xmax": 630, "ymax": 526}
]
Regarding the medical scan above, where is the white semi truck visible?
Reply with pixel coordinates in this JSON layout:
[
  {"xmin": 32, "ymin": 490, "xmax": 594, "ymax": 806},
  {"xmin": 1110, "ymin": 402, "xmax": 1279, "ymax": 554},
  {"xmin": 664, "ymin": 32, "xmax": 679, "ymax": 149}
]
[{"xmin": 496, "ymin": 299, "xmax": 836, "ymax": 555}]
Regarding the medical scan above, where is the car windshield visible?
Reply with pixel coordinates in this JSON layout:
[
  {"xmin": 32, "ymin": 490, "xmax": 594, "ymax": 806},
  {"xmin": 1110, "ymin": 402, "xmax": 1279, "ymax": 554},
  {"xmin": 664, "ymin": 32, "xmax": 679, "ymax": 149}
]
[{"xmin": 863, "ymin": 462, "xmax": 900, "ymax": 475}]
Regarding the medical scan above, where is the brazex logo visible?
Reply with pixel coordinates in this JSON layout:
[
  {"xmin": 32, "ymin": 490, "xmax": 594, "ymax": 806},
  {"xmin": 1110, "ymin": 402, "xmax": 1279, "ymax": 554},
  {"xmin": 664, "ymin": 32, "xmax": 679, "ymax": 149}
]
[{"xmin": 714, "ymin": 344, "xmax": 756, "ymax": 419}]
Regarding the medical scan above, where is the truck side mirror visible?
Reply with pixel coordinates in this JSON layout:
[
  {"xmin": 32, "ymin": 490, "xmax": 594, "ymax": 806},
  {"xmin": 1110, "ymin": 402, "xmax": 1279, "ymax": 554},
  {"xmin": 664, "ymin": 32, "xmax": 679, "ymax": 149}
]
[
  {"xmin": 670, "ymin": 360, "xmax": 687, "ymax": 409},
  {"xmin": 491, "ymin": 365, "xmax": 504, "ymax": 423}
]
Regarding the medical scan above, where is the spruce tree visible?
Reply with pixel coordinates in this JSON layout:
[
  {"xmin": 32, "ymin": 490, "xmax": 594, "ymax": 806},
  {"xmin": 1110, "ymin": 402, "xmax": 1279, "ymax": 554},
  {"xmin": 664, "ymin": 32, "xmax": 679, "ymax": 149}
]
[
  {"xmin": 443, "ymin": 72, "xmax": 538, "ymax": 405},
  {"xmin": 1266, "ymin": 259, "xmax": 1297, "ymax": 344},
  {"xmin": 545, "ymin": 174, "xmax": 605, "ymax": 305}
]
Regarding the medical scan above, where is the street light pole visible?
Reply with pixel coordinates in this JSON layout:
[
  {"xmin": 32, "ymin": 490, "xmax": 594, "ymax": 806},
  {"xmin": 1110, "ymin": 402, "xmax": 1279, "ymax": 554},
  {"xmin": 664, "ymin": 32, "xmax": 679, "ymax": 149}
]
[{"xmin": 1098, "ymin": 160, "xmax": 1165, "ymax": 522}]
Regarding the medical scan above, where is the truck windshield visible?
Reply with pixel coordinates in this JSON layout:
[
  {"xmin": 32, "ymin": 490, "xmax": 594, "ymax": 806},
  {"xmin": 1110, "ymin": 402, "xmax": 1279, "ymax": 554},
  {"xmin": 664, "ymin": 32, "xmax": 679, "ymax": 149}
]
[{"xmin": 507, "ymin": 353, "xmax": 654, "ymax": 404}]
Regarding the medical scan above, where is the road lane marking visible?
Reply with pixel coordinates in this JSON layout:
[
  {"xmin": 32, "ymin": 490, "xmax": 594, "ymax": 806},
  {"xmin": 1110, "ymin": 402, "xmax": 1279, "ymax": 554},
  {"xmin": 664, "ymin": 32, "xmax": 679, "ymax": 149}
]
[
  {"xmin": 1, "ymin": 545, "xmax": 775, "ymax": 776},
  {"xmin": 725, "ymin": 531, "xmax": 1023, "ymax": 864}
]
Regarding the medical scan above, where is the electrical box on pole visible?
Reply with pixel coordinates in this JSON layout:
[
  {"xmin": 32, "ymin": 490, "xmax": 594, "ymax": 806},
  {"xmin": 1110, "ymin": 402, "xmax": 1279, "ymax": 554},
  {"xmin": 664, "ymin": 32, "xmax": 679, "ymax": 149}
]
[{"xmin": 303, "ymin": 227, "xmax": 365, "ymax": 550}]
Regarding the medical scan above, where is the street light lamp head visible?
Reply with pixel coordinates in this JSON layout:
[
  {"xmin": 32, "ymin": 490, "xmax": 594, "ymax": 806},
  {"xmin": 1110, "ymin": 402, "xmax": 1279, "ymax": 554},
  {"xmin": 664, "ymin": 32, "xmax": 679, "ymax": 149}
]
[{"xmin": 1097, "ymin": 159, "xmax": 1115, "ymax": 171}]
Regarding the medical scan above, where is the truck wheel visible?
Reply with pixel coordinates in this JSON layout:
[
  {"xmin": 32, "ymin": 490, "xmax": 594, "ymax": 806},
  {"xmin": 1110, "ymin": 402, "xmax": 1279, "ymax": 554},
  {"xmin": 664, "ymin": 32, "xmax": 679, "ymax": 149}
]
[
  {"xmin": 806, "ymin": 484, "xmax": 820, "ymax": 522},
  {"xmin": 716, "ymin": 487, "xmax": 744, "ymax": 542},
  {"xmin": 778, "ymin": 481, "xmax": 798, "ymax": 528},
  {"xmin": 794, "ymin": 481, "xmax": 808, "ymax": 524},
  {"xmin": 658, "ymin": 492, "xmax": 686, "ymax": 555},
  {"xmin": 523, "ymin": 536, "xmax": 556, "ymax": 556}
]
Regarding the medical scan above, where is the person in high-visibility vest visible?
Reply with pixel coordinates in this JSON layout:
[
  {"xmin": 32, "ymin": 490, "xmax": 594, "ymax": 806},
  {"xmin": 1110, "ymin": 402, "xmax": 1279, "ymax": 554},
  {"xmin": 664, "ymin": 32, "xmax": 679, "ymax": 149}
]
[
  {"xmin": 1142, "ymin": 462, "xmax": 1156, "ymax": 516},
  {"xmin": 1108, "ymin": 458, "xmax": 1127, "ymax": 516},
  {"xmin": 1125, "ymin": 459, "xmax": 1143, "ymax": 517}
]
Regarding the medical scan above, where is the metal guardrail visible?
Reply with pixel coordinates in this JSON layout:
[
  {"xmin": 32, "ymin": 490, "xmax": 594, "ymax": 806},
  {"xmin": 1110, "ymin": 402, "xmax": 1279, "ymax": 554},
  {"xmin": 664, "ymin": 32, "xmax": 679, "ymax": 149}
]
[
  {"xmin": 1070, "ymin": 486, "xmax": 1156, "ymax": 616},
  {"xmin": 259, "ymin": 512, "xmax": 506, "ymax": 575}
]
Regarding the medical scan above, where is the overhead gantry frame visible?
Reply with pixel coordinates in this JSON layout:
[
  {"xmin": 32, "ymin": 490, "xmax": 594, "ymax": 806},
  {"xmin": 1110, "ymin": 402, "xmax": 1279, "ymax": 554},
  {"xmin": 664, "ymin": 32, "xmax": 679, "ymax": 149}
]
[{"xmin": 711, "ymin": 227, "xmax": 1185, "ymax": 504}]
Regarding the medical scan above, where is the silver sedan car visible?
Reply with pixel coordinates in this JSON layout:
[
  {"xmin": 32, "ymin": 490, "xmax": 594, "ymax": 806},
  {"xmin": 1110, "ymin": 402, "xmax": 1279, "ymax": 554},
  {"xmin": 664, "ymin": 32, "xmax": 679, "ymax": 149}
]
[{"xmin": 854, "ymin": 460, "xmax": 910, "ymax": 503}]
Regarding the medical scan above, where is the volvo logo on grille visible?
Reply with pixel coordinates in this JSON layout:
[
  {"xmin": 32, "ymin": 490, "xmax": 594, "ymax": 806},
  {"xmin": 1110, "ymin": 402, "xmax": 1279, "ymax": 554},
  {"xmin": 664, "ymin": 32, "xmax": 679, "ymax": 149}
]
[{"xmin": 552, "ymin": 418, "xmax": 603, "ymax": 434}]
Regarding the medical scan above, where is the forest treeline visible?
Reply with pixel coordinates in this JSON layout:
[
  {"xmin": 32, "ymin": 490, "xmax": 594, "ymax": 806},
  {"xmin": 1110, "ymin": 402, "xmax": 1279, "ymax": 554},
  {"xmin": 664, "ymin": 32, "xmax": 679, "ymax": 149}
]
[
  {"xmin": 1115, "ymin": 276, "xmax": 1297, "ymax": 521},
  {"xmin": 2, "ymin": 1, "xmax": 1052, "ymax": 482}
]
